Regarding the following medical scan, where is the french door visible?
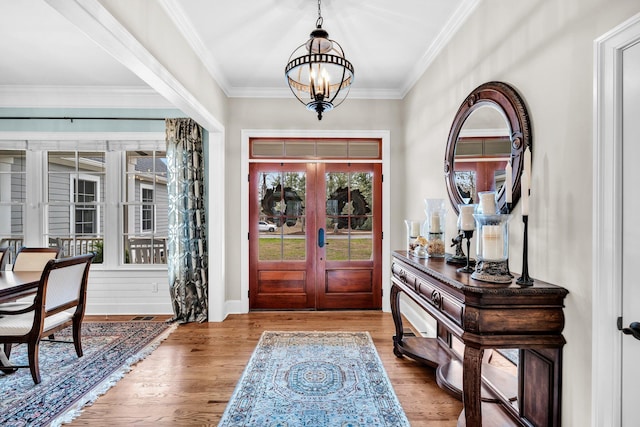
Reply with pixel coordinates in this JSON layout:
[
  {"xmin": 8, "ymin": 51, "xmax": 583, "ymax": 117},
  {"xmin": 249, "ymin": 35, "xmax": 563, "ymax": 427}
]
[{"xmin": 249, "ymin": 162, "xmax": 382, "ymax": 310}]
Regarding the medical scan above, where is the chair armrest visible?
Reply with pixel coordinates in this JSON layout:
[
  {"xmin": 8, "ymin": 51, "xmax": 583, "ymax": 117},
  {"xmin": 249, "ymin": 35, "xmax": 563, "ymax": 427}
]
[{"xmin": 0, "ymin": 303, "xmax": 35, "ymax": 315}]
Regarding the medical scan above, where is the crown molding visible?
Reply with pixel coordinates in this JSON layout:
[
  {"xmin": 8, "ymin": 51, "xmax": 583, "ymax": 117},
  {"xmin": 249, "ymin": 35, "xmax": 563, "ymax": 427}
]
[
  {"xmin": 160, "ymin": 0, "xmax": 476, "ymax": 101},
  {"xmin": 159, "ymin": 0, "xmax": 232, "ymax": 97},
  {"xmin": 400, "ymin": 0, "xmax": 481, "ymax": 98},
  {"xmin": 0, "ymin": 85, "xmax": 173, "ymax": 109}
]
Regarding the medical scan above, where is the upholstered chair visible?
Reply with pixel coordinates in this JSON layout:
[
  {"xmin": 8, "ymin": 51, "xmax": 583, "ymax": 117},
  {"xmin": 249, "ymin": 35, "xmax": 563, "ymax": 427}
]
[
  {"xmin": 0, "ymin": 253, "xmax": 94, "ymax": 384},
  {"xmin": 12, "ymin": 247, "xmax": 62, "ymax": 272}
]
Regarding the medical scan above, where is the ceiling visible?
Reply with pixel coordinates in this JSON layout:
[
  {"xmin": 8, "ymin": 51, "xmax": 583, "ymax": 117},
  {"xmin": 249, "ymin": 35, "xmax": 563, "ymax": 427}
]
[{"xmin": 0, "ymin": 0, "xmax": 477, "ymax": 105}]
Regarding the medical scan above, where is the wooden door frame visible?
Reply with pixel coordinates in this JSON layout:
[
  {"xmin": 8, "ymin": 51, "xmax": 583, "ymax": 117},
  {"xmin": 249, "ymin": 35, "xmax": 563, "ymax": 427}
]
[
  {"xmin": 592, "ymin": 12, "xmax": 640, "ymax": 427},
  {"xmin": 238, "ymin": 129, "xmax": 391, "ymax": 314}
]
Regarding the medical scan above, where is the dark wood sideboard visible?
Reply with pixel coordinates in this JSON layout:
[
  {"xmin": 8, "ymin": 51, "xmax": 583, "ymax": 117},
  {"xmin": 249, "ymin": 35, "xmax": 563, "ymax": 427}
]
[{"xmin": 390, "ymin": 251, "xmax": 568, "ymax": 427}]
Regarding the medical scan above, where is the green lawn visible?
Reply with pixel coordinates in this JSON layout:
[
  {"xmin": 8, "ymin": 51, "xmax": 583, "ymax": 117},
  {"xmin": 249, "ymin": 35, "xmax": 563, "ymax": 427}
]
[{"xmin": 259, "ymin": 237, "xmax": 372, "ymax": 261}]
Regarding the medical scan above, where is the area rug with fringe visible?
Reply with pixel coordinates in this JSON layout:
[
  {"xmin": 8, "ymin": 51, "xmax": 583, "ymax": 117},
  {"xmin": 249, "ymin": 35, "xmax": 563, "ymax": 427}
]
[
  {"xmin": 0, "ymin": 321, "xmax": 175, "ymax": 427},
  {"xmin": 219, "ymin": 331, "xmax": 410, "ymax": 427}
]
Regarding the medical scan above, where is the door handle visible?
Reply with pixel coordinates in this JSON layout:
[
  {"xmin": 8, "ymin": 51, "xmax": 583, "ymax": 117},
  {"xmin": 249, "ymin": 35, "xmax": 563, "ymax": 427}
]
[
  {"xmin": 318, "ymin": 228, "xmax": 325, "ymax": 248},
  {"xmin": 620, "ymin": 321, "xmax": 640, "ymax": 341}
]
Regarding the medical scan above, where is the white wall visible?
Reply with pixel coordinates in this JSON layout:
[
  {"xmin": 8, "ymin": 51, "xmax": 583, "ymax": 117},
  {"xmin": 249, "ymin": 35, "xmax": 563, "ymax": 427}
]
[{"xmin": 402, "ymin": 0, "xmax": 640, "ymax": 425}]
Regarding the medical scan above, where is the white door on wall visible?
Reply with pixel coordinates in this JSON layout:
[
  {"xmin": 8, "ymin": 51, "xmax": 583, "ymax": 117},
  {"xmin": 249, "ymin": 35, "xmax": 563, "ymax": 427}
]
[{"xmin": 622, "ymin": 39, "xmax": 640, "ymax": 427}]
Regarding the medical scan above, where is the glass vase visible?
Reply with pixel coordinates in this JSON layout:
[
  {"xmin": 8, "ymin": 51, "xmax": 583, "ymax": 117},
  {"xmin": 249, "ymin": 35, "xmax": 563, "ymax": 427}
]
[
  {"xmin": 424, "ymin": 199, "xmax": 446, "ymax": 258},
  {"xmin": 471, "ymin": 213, "xmax": 513, "ymax": 283},
  {"xmin": 404, "ymin": 219, "xmax": 427, "ymax": 258}
]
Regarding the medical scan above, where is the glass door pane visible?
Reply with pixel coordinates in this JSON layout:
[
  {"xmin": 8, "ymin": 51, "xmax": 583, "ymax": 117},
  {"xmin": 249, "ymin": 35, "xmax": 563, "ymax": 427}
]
[
  {"xmin": 325, "ymin": 171, "xmax": 373, "ymax": 261},
  {"xmin": 257, "ymin": 171, "xmax": 306, "ymax": 261}
]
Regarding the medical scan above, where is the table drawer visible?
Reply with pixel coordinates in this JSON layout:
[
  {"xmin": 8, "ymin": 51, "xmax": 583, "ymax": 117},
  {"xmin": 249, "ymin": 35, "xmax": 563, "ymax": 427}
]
[
  {"xmin": 416, "ymin": 278, "xmax": 463, "ymax": 328},
  {"xmin": 392, "ymin": 260, "xmax": 464, "ymax": 328}
]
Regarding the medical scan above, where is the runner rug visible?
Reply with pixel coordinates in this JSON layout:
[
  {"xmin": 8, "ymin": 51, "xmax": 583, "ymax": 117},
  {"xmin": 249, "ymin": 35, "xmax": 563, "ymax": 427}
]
[
  {"xmin": 0, "ymin": 321, "xmax": 175, "ymax": 427},
  {"xmin": 219, "ymin": 331, "xmax": 410, "ymax": 427}
]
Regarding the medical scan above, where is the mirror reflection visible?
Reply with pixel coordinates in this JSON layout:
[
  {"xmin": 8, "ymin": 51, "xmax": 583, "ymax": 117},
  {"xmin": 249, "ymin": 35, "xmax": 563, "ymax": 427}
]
[{"xmin": 453, "ymin": 105, "xmax": 511, "ymax": 204}]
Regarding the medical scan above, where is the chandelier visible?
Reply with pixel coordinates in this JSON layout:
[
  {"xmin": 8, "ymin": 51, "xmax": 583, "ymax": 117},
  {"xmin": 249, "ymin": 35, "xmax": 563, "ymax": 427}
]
[{"xmin": 285, "ymin": 0, "xmax": 354, "ymax": 120}]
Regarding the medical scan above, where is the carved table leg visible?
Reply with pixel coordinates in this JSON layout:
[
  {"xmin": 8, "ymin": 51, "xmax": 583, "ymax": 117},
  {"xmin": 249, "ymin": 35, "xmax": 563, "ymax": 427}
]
[
  {"xmin": 463, "ymin": 345, "xmax": 484, "ymax": 427},
  {"xmin": 390, "ymin": 283, "xmax": 404, "ymax": 357}
]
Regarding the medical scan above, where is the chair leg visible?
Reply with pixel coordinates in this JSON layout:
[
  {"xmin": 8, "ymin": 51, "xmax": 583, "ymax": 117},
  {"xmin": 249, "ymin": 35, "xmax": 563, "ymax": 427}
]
[
  {"xmin": 27, "ymin": 341, "xmax": 41, "ymax": 384},
  {"xmin": 3, "ymin": 343, "xmax": 12, "ymax": 358},
  {"xmin": 73, "ymin": 318, "xmax": 83, "ymax": 357},
  {"xmin": 1, "ymin": 343, "xmax": 17, "ymax": 374}
]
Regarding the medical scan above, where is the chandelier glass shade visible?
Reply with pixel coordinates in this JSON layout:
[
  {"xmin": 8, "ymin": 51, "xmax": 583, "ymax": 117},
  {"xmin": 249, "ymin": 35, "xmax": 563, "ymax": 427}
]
[{"xmin": 285, "ymin": 2, "xmax": 354, "ymax": 120}]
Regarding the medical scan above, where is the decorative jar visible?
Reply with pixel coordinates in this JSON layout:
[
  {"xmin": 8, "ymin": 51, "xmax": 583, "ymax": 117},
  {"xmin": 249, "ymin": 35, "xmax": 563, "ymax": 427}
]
[
  {"xmin": 471, "ymin": 213, "xmax": 513, "ymax": 283},
  {"xmin": 404, "ymin": 219, "xmax": 427, "ymax": 258},
  {"xmin": 424, "ymin": 199, "xmax": 446, "ymax": 258}
]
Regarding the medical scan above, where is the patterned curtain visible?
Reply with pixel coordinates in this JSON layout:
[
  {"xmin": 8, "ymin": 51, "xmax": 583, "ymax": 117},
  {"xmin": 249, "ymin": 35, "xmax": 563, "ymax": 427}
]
[{"xmin": 165, "ymin": 118, "xmax": 208, "ymax": 323}]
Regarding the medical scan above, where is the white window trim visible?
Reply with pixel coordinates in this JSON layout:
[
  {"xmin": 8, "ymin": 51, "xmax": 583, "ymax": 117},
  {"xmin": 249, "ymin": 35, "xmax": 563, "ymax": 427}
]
[
  {"xmin": 139, "ymin": 183, "xmax": 155, "ymax": 234},
  {"xmin": 70, "ymin": 173, "xmax": 101, "ymax": 236}
]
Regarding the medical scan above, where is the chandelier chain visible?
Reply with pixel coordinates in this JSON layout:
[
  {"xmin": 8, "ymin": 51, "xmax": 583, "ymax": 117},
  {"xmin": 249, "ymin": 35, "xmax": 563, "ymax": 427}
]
[{"xmin": 316, "ymin": 0, "xmax": 323, "ymax": 27}]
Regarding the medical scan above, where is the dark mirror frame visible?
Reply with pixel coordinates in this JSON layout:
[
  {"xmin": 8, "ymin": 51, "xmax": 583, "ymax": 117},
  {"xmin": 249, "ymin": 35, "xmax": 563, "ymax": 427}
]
[{"xmin": 444, "ymin": 81, "xmax": 531, "ymax": 214}]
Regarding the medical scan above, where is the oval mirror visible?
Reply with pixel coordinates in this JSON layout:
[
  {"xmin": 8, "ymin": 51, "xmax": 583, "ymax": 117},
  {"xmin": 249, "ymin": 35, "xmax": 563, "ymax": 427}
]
[{"xmin": 444, "ymin": 81, "xmax": 531, "ymax": 214}]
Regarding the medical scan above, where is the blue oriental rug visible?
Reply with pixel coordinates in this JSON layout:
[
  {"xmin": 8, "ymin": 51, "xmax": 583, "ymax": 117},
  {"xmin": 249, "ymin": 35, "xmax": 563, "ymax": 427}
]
[
  {"xmin": 219, "ymin": 331, "xmax": 410, "ymax": 427},
  {"xmin": 0, "ymin": 321, "xmax": 175, "ymax": 427}
]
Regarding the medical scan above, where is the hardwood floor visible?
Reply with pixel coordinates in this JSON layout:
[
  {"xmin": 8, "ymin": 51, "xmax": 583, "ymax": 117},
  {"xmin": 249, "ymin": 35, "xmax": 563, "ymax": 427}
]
[{"xmin": 71, "ymin": 312, "xmax": 462, "ymax": 426}]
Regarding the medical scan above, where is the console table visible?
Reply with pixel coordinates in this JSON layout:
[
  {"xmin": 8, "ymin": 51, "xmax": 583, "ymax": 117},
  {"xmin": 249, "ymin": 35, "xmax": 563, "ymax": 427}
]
[{"xmin": 391, "ymin": 251, "xmax": 568, "ymax": 427}]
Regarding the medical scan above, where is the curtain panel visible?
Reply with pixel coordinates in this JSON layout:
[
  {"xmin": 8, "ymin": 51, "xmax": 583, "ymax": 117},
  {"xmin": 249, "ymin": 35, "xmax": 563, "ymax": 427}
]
[{"xmin": 166, "ymin": 118, "xmax": 208, "ymax": 323}]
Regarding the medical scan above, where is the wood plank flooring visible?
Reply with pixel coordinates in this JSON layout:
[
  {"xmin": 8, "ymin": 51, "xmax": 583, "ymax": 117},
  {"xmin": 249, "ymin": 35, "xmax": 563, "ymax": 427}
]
[{"xmin": 71, "ymin": 312, "xmax": 462, "ymax": 426}]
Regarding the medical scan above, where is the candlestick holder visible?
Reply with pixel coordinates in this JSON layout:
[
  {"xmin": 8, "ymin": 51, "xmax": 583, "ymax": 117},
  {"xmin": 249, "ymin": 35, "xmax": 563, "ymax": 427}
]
[
  {"xmin": 471, "ymin": 214, "xmax": 513, "ymax": 284},
  {"xmin": 516, "ymin": 215, "xmax": 534, "ymax": 286},
  {"xmin": 457, "ymin": 229, "xmax": 475, "ymax": 273}
]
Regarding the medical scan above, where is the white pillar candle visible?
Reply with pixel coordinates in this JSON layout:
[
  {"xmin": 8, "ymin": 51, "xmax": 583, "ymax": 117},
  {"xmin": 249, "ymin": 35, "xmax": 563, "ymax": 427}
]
[
  {"xmin": 411, "ymin": 221, "xmax": 420, "ymax": 237},
  {"xmin": 459, "ymin": 205, "xmax": 475, "ymax": 231},
  {"xmin": 521, "ymin": 170, "xmax": 529, "ymax": 216},
  {"xmin": 524, "ymin": 147, "xmax": 532, "ymax": 188},
  {"xmin": 430, "ymin": 212, "xmax": 441, "ymax": 232},
  {"xmin": 482, "ymin": 225, "xmax": 504, "ymax": 260},
  {"xmin": 479, "ymin": 192, "xmax": 496, "ymax": 215},
  {"xmin": 505, "ymin": 161, "xmax": 512, "ymax": 204}
]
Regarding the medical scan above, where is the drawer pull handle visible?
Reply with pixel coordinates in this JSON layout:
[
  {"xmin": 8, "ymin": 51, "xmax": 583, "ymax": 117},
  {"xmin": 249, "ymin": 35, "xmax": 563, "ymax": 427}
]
[{"xmin": 430, "ymin": 290, "xmax": 442, "ymax": 308}]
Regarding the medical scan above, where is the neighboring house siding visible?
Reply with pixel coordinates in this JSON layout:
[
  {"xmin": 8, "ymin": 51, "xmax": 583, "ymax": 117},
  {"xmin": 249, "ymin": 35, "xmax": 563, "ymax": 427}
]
[
  {"xmin": 10, "ymin": 157, "xmax": 25, "ymax": 235},
  {"xmin": 47, "ymin": 162, "xmax": 71, "ymax": 236},
  {"xmin": 133, "ymin": 181, "xmax": 168, "ymax": 235},
  {"xmin": 47, "ymin": 162, "xmax": 106, "ymax": 237},
  {"xmin": 156, "ymin": 185, "xmax": 168, "ymax": 233}
]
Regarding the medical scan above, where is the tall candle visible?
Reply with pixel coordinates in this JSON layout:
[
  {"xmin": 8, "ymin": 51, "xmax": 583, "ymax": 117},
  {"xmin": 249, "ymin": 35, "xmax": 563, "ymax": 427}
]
[
  {"xmin": 524, "ymin": 147, "xmax": 532, "ymax": 190},
  {"xmin": 505, "ymin": 161, "xmax": 512, "ymax": 204},
  {"xmin": 411, "ymin": 221, "xmax": 420, "ymax": 237},
  {"xmin": 430, "ymin": 212, "xmax": 441, "ymax": 232},
  {"xmin": 482, "ymin": 225, "xmax": 504, "ymax": 260},
  {"xmin": 521, "ymin": 170, "xmax": 529, "ymax": 216}
]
